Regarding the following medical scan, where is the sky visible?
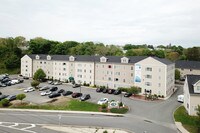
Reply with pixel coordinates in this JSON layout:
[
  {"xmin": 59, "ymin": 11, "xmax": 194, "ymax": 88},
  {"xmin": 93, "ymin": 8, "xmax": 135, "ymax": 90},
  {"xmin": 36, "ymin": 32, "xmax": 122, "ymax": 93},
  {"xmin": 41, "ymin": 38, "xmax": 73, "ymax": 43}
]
[{"xmin": 0, "ymin": 0, "xmax": 200, "ymax": 47}]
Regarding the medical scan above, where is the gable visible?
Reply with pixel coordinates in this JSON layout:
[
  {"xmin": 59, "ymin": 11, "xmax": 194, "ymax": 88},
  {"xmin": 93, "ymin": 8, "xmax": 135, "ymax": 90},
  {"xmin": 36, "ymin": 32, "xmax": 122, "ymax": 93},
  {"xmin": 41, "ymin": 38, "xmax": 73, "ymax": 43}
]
[
  {"xmin": 121, "ymin": 57, "xmax": 129, "ymax": 63},
  {"xmin": 137, "ymin": 57, "xmax": 166, "ymax": 66},
  {"xmin": 100, "ymin": 56, "xmax": 107, "ymax": 62}
]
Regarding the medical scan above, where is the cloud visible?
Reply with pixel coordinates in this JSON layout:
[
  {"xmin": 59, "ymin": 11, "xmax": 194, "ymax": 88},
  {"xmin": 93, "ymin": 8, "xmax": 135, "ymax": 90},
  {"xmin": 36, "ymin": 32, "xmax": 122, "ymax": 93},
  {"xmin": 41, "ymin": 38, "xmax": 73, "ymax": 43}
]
[{"xmin": 0, "ymin": 0, "xmax": 200, "ymax": 47}]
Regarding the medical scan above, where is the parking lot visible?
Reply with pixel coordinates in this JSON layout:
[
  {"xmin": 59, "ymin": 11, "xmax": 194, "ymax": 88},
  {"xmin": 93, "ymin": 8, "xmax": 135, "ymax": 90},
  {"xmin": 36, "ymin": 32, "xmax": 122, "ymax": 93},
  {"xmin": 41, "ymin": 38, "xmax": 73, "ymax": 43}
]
[{"xmin": 0, "ymin": 75, "xmax": 126, "ymax": 105}]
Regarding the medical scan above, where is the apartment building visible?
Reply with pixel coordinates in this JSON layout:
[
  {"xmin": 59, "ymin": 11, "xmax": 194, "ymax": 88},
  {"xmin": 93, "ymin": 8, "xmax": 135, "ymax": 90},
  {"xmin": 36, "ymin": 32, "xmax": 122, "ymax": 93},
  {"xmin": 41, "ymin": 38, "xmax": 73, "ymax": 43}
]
[
  {"xmin": 175, "ymin": 60, "xmax": 200, "ymax": 78},
  {"xmin": 184, "ymin": 75, "xmax": 200, "ymax": 116},
  {"xmin": 21, "ymin": 54, "xmax": 175, "ymax": 98}
]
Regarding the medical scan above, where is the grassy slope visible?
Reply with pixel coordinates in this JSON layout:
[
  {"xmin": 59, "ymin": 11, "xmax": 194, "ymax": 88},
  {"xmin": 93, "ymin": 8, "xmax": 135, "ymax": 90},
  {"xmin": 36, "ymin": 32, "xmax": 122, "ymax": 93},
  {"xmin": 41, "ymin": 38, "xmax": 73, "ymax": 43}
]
[{"xmin": 174, "ymin": 106, "xmax": 199, "ymax": 133}]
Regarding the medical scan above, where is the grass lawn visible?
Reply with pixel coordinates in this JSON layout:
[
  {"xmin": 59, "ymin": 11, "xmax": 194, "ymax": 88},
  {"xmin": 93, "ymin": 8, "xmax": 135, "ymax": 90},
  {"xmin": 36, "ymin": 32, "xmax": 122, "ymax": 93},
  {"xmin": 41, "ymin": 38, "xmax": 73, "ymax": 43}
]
[
  {"xmin": 110, "ymin": 108, "xmax": 128, "ymax": 114},
  {"xmin": 9, "ymin": 99, "xmax": 100, "ymax": 112},
  {"xmin": 174, "ymin": 106, "xmax": 199, "ymax": 133}
]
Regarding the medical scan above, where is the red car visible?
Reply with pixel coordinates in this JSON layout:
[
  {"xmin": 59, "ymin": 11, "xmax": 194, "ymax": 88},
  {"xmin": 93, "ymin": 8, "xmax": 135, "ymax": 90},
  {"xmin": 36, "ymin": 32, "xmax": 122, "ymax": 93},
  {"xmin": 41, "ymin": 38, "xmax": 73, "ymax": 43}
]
[{"xmin": 72, "ymin": 92, "xmax": 82, "ymax": 98}]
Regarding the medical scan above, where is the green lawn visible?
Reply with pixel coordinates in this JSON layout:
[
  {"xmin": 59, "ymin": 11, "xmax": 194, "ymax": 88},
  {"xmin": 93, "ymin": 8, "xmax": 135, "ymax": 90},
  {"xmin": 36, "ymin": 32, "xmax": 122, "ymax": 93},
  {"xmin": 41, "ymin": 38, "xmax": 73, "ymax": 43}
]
[
  {"xmin": 174, "ymin": 106, "xmax": 199, "ymax": 133},
  {"xmin": 10, "ymin": 100, "xmax": 100, "ymax": 112},
  {"xmin": 110, "ymin": 108, "xmax": 128, "ymax": 114}
]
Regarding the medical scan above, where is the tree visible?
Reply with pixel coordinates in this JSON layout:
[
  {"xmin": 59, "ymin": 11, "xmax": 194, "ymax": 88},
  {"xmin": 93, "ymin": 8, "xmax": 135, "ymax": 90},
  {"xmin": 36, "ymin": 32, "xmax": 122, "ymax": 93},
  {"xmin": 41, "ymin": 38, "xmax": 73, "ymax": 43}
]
[
  {"xmin": 4, "ymin": 55, "xmax": 20, "ymax": 69},
  {"xmin": 125, "ymin": 49, "xmax": 137, "ymax": 56},
  {"xmin": 186, "ymin": 47, "xmax": 200, "ymax": 61},
  {"xmin": 16, "ymin": 94, "xmax": 26, "ymax": 104},
  {"xmin": 31, "ymin": 80, "xmax": 40, "ymax": 89},
  {"xmin": 166, "ymin": 52, "xmax": 180, "ymax": 61},
  {"xmin": 196, "ymin": 105, "xmax": 200, "ymax": 132},
  {"xmin": 175, "ymin": 69, "xmax": 181, "ymax": 80},
  {"xmin": 33, "ymin": 69, "xmax": 46, "ymax": 81}
]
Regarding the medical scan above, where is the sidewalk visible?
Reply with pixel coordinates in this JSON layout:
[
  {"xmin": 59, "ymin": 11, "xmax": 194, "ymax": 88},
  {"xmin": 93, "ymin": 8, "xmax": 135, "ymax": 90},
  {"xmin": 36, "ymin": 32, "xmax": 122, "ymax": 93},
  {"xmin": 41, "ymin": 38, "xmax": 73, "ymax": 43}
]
[
  {"xmin": 42, "ymin": 125, "xmax": 132, "ymax": 133},
  {"xmin": 175, "ymin": 122, "xmax": 189, "ymax": 133},
  {"xmin": 0, "ymin": 108, "xmax": 123, "ymax": 117}
]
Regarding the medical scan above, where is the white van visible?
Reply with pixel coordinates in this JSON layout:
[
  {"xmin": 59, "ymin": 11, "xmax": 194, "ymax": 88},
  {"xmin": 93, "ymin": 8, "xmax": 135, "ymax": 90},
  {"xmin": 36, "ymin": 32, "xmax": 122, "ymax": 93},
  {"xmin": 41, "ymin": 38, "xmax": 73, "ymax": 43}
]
[{"xmin": 177, "ymin": 95, "xmax": 184, "ymax": 103}]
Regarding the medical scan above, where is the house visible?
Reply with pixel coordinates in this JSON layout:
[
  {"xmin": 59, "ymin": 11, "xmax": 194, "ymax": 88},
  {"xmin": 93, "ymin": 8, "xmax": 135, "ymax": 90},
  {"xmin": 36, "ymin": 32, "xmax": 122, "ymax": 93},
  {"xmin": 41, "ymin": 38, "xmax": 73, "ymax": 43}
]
[
  {"xmin": 175, "ymin": 60, "xmax": 200, "ymax": 78},
  {"xmin": 184, "ymin": 75, "xmax": 200, "ymax": 116}
]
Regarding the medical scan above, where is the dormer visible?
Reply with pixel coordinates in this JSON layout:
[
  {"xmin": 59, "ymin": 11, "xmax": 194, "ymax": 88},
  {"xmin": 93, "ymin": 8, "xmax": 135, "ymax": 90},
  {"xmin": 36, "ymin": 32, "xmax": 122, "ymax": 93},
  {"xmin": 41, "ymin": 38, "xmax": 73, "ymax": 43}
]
[
  {"xmin": 100, "ymin": 56, "xmax": 107, "ymax": 63},
  {"xmin": 121, "ymin": 57, "xmax": 129, "ymax": 63},
  {"xmin": 35, "ymin": 55, "xmax": 40, "ymax": 60},
  {"xmin": 47, "ymin": 55, "xmax": 51, "ymax": 60},
  {"xmin": 69, "ymin": 56, "xmax": 75, "ymax": 61},
  {"xmin": 193, "ymin": 80, "xmax": 200, "ymax": 93}
]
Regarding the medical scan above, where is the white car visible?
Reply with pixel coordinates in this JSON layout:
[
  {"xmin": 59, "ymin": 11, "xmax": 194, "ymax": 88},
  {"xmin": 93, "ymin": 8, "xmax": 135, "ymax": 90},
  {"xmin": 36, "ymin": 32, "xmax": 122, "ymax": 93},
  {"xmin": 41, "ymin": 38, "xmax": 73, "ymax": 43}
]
[
  {"xmin": 177, "ymin": 95, "xmax": 184, "ymax": 103},
  {"xmin": 97, "ymin": 98, "xmax": 109, "ymax": 105},
  {"xmin": 24, "ymin": 87, "xmax": 35, "ymax": 93},
  {"xmin": 39, "ymin": 86, "xmax": 49, "ymax": 91},
  {"xmin": 40, "ymin": 91, "xmax": 52, "ymax": 96}
]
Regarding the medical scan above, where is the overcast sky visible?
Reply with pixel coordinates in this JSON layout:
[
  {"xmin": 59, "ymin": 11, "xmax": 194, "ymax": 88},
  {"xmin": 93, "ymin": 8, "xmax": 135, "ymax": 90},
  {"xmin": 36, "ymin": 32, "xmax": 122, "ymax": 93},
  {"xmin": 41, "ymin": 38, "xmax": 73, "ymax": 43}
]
[{"xmin": 0, "ymin": 0, "xmax": 200, "ymax": 47}]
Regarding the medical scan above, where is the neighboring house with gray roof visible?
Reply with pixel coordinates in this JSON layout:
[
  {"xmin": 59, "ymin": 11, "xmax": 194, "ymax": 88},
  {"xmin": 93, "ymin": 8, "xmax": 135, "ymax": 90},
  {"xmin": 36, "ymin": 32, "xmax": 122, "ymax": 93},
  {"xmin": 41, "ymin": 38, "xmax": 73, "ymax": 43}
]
[
  {"xmin": 184, "ymin": 75, "xmax": 200, "ymax": 115},
  {"xmin": 175, "ymin": 60, "xmax": 200, "ymax": 78},
  {"xmin": 21, "ymin": 54, "xmax": 175, "ymax": 98}
]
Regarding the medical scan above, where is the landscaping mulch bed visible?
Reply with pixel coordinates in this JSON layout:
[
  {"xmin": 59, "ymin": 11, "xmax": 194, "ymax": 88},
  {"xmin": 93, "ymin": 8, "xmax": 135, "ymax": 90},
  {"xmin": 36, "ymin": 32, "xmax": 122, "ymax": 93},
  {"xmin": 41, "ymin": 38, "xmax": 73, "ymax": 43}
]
[{"xmin": 130, "ymin": 95, "xmax": 162, "ymax": 101}]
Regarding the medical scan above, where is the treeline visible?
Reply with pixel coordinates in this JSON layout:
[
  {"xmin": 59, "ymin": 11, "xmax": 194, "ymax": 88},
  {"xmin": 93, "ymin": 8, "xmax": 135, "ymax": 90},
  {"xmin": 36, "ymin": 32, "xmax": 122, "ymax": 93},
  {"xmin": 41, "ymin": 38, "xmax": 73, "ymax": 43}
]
[
  {"xmin": 0, "ymin": 36, "xmax": 200, "ymax": 74},
  {"xmin": 0, "ymin": 37, "xmax": 25, "ymax": 73}
]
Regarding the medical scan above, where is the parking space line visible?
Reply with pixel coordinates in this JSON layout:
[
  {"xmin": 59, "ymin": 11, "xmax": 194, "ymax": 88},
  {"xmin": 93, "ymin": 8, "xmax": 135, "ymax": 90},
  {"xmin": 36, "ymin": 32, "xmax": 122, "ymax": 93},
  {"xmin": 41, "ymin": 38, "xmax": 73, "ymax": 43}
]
[
  {"xmin": 21, "ymin": 124, "xmax": 36, "ymax": 130},
  {"xmin": 8, "ymin": 123, "xmax": 19, "ymax": 127}
]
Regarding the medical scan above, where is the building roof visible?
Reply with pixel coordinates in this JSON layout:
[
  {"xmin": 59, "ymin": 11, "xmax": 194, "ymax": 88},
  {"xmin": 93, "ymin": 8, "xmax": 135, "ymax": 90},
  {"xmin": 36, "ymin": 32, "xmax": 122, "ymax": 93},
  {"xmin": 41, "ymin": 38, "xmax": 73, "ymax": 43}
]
[
  {"xmin": 27, "ymin": 54, "xmax": 172, "ymax": 65},
  {"xmin": 175, "ymin": 60, "xmax": 200, "ymax": 70},
  {"xmin": 186, "ymin": 75, "xmax": 200, "ymax": 95}
]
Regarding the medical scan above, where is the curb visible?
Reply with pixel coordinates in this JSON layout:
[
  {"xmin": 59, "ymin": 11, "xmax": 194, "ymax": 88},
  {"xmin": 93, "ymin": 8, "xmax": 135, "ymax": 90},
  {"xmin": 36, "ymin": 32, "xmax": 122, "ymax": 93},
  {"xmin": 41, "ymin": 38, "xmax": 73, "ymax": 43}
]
[
  {"xmin": 173, "ymin": 105, "xmax": 189, "ymax": 133},
  {"xmin": 0, "ymin": 108, "xmax": 123, "ymax": 117}
]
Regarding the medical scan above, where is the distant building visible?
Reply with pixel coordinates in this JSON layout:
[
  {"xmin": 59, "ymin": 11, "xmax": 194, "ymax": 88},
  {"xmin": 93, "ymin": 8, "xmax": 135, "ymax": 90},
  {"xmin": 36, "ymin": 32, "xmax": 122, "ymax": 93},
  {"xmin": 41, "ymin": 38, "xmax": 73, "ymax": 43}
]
[
  {"xmin": 184, "ymin": 75, "xmax": 200, "ymax": 116},
  {"xmin": 21, "ymin": 54, "xmax": 175, "ymax": 98},
  {"xmin": 175, "ymin": 60, "xmax": 200, "ymax": 78}
]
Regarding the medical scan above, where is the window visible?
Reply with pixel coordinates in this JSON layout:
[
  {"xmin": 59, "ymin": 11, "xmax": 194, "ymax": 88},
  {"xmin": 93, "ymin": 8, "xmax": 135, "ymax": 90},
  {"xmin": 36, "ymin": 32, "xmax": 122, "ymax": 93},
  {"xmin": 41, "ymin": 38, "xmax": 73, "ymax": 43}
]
[
  {"xmin": 131, "ymin": 73, "xmax": 133, "ymax": 76},
  {"xmin": 63, "ymin": 63, "xmax": 66, "ymax": 65},
  {"xmin": 90, "ymin": 70, "xmax": 92, "ymax": 73},
  {"xmin": 123, "ymin": 79, "xmax": 125, "ymax": 82},
  {"xmin": 40, "ymin": 62, "xmax": 42, "ymax": 64},
  {"xmin": 190, "ymin": 69, "xmax": 192, "ymax": 71},
  {"xmin": 146, "ymin": 75, "xmax": 152, "ymax": 79},
  {"xmin": 108, "ymin": 65, "xmax": 111, "ymax": 68},
  {"xmin": 181, "ymin": 68, "xmax": 184, "ymax": 70},
  {"xmin": 159, "ymin": 68, "xmax": 161, "ymax": 72},
  {"xmin": 63, "ymin": 68, "xmax": 66, "ymax": 71},
  {"xmin": 102, "ymin": 65, "xmax": 104, "ymax": 68},
  {"xmin": 84, "ymin": 70, "xmax": 86, "ymax": 72},
  {"xmin": 146, "ymin": 67, "xmax": 152, "ymax": 71},
  {"xmin": 197, "ymin": 86, "xmax": 200, "ymax": 91},
  {"xmin": 145, "ymin": 82, "xmax": 151, "ymax": 86},
  {"xmin": 158, "ymin": 83, "xmax": 161, "ymax": 87},
  {"xmin": 131, "ymin": 66, "xmax": 133, "ymax": 70},
  {"xmin": 108, "ymin": 77, "xmax": 112, "ymax": 81},
  {"xmin": 115, "ymin": 78, "xmax": 119, "ymax": 81},
  {"xmin": 26, "ymin": 65, "xmax": 28, "ymax": 67}
]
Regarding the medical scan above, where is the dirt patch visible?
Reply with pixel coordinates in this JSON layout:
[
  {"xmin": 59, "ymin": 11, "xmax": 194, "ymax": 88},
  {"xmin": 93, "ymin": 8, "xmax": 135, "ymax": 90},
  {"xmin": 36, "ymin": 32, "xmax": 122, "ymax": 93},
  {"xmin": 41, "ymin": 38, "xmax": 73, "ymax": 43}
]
[
  {"xmin": 10, "ymin": 100, "xmax": 30, "ymax": 107},
  {"xmin": 42, "ymin": 97, "xmax": 71, "ymax": 106}
]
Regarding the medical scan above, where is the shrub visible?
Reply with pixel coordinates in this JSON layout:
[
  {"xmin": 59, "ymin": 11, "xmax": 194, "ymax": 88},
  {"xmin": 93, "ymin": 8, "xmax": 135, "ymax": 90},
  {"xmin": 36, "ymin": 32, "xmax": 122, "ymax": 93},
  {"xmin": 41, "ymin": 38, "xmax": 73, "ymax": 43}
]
[
  {"xmin": 101, "ymin": 104, "xmax": 107, "ymax": 109},
  {"xmin": 128, "ymin": 86, "xmax": 141, "ymax": 94},
  {"xmin": 161, "ymin": 95, "xmax": 164, "ymax": 98},
  {"xmin": 1, "ymin": 99, "xmax": 10, "ymax": 107},
  {"xmin": 103, "ymin": 130, "xmax": 108, "ymax": 133},
  {"xmin": 117, "ymin": 87, "xmax": 128, "ymax": 92},
  {"xmin": 119, "ymin": 102, "xmax": 123, "ymax": 107}
]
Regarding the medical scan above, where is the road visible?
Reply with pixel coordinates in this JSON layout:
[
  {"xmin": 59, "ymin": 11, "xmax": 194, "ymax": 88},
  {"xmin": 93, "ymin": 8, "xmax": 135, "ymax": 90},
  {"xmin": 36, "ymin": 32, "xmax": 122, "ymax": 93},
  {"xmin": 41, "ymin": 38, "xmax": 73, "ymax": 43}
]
[{"xmin": 0, "ymin": 77, "xmax": 183, "ymax": 133}]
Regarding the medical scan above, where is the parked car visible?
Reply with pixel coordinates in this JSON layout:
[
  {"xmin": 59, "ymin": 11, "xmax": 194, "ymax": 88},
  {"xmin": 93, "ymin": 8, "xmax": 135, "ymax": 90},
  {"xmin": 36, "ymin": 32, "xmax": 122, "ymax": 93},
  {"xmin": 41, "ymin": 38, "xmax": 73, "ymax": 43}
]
[
  {"xmin": 58, "ymin": 89, "xmax": 64, "ymax": 93},
  {"xmin": 49, "ymin": 86, "xmax": 58, "ymax": 92},
  {"xmin": 102, "ymin": 88, "xmax": 108, "ymax": 93},
  {"xmin": 96, "ymin": 88, "xmax": 103, "ymax": 92},
  {"xmin": 80, "ymin": 94, "xmax": 91, "ymax": 101},
  {"xmin": 6, "ymin": 95, "xmax": 16, "ymax": 101},
  {"xmin": 72, "ymin": 84, "xmax": 81, "ymax": 88},
  {"xmin": 97, "ymin": 98, "xmax": 109, "ymax": 105},
  {"xmin": 54, "ymin": 81, "xmax": 62, "ymax": 85},
  {"xmin": 0, "ymin": 83, "xmax": 6, "ymax": 87},
  {"xmin": 0, "ymin": 95, "xmax": 8, "ymax": 100},
  {"xmin": 124, "ymin": 92, "xmax": 132, "ymax": 97},
  {"xmin": 24, "ymin": 87, "xmax": 35, "ymax": 93},
  {"xmin": 39, "ymin": 86, "xmax": 49, "ymax": 91},
  {"xmin": 1, "ymin": 78, "xmax": 10, "ymax": 83},
  {"xmin": 40, "ymin": 91, "xmax": 52, "ymax": 96},
  {"xmin": 47, "ymin": 80, "xmax": 53, "ymax": 84},
  {"xmin": 108, "ymin": 89, "xmax": 115, "ymax": 94},
  {"xmin": 4, "ymin": 81, "xmax": 12, "ymax": 86},
  {"xmin": 62, "ymin": 91, "xmax": 73, "ymax": 96},
  {"xmin": 18, "ymin": 79, "xmax": 24, "ymax": 83},
  {"xmin": 114, "ymin": 90, "xmax": 121, "ymax": 95},
  {"xmin": 11, "ymin": 79, "xmax": 19, "ymax": 84},
  {"xmin": 48, "ymin": 92, "xmax": 61, "ymax": 98},
  {"xmin": 177, "ymin": 95, "xmax": 184, "ymax": 103},
  {"xmin": 72, "ymin": 92, "xmax": 82, "ymax": 98},
  {"xmin": 18, "ymin": 74, "xmax": 23, "ymax": 77},
  {"xmin": 0, "ymin": 92, "xmax": 2, "ymax": 95},
  {"xmin": 23, "ymin": 76, "xmax": 29, "ymax": 80}
]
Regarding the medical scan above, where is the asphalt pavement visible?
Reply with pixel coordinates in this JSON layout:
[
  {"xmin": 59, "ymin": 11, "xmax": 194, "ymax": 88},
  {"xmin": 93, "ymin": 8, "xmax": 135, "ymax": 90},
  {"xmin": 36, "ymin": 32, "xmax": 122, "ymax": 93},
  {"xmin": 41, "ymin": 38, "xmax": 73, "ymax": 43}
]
[{"xmin": 0, "ymin": 76, "xmax": 184, "ymax": 133}]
